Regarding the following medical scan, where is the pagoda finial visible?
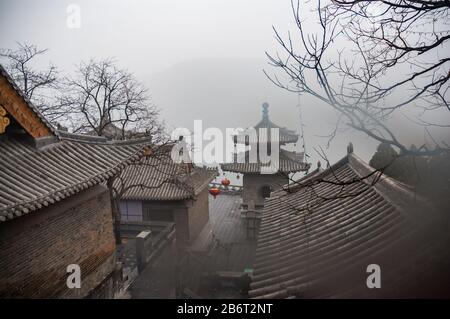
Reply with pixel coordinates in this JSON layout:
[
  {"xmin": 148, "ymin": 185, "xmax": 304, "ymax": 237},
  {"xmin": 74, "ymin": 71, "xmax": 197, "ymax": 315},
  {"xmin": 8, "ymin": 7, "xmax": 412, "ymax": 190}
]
[
  {"xmin": 262, "ymin": 102, "xmax": 269, "ymax": 121},
  {"xmin": 347, "ymin": 142, "xmax": 354, "ymax": 154}
]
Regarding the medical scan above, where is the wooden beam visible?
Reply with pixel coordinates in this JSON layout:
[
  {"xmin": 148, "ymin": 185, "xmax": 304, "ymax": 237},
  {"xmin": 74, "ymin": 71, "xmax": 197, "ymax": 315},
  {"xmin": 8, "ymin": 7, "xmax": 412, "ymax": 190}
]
[{"xmin": 0, "ymin": 76, "xmax": 53, "ymax": 138}]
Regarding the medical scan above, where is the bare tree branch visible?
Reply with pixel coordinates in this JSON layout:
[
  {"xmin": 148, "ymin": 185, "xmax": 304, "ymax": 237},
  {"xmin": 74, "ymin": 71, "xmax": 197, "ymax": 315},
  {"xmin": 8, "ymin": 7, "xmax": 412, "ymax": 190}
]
[
  {"xmin": 0, "ymin": 42, "xmax": 64, "ymax": 121},
  {"xmin": 58, "ymin": 58, "xmax": 164, "ymax": 141},
  {"xmin": 265, "ymin": 0, "xmax": 449, "ymax": 157}
]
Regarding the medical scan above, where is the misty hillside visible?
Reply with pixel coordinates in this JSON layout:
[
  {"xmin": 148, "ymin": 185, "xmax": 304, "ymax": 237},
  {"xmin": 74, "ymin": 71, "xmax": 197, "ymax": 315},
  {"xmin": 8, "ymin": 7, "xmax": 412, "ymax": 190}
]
[{"xmin": 144, "ymin": 57, "xmax": 378, "ymax": 166}]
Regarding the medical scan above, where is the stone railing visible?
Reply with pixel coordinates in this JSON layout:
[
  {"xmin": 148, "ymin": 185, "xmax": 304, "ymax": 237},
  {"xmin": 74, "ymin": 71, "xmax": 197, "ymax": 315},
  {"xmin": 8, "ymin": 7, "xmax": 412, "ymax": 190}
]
[
  {"xmin": 135, "ymin": 223, "xmax": 175, "ymax": 273},
  {"xmin": 117, "ymin": 220, "xmax": 175, "ymax": 292},
  {"xmin": 120, "ymin": 220, "xmax": 172, "ymax": 239}
]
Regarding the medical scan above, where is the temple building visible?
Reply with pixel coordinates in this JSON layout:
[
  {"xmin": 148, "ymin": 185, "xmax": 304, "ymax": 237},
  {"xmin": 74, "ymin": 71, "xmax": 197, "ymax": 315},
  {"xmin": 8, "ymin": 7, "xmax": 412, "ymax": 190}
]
[
  {"xmin": 117, "ymin": 149, "xmax": 217, "ymax": 250},
  {"xmin": 221, "ymin": 102, "xmax": 310, "ymax": 211},
  {"xmin": 0, "ymin": 65, "xmax": 152, "ymax": 298}
]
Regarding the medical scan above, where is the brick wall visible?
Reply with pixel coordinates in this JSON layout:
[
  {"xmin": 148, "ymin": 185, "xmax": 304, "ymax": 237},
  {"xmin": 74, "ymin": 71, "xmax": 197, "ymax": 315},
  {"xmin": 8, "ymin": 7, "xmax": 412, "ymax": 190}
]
[
  {"xmin": 173, "ymin": 207, "xmax": 189, "ymax": 249},
  {"xmin": 187, "ymin": 187, "xmax": 210, "ymax": 241},
  {"xmin": 137, "ymin": 191, "xmax": 210, "ymax": 250},
  {"xmin": 242, "ymin": 173, "xmax": 288, "ymax": 207},
  {"xmin": 0, "ymin": 184, "xmax": 117, "ymax": 298}
]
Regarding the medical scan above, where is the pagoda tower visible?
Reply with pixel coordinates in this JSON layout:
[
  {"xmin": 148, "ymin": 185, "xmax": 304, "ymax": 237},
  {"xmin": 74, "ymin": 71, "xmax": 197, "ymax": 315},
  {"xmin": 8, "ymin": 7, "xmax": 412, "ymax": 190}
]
[{"xmin": 222, "ymin": 102, "xmax": 310, "ymax": 211}]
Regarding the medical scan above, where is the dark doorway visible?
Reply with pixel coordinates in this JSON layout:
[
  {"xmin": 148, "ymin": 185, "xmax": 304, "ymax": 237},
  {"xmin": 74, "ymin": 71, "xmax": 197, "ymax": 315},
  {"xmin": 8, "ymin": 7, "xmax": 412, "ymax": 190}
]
[
  {"xmin": 143, "ymin": 208, "xmax": 174, "ymax": 222},
  {"xmin": 260, "ymin": 185, "xmax": 271, "ymax": 199}
]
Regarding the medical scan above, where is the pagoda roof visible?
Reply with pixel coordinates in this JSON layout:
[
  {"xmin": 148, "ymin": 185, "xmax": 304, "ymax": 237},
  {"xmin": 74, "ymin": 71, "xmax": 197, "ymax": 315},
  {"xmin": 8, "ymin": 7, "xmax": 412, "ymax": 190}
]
[
  {"xmin": 234, "ymin": 103, "xmax": 298, "ymax": 145},
  {"xmin": 221, "ymin": 149, "xmax": 310, "ymax": 174}
]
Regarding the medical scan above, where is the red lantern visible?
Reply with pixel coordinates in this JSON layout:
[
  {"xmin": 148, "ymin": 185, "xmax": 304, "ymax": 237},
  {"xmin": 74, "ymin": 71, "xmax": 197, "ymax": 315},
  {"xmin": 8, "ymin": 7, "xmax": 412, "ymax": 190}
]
[
  {"xmin": 221, "ymin": 178, "xmax": 230, "ymax": 186},
  {"xmin": 209, "ymin": 187, "xmax": 221, "ymax": 198}
]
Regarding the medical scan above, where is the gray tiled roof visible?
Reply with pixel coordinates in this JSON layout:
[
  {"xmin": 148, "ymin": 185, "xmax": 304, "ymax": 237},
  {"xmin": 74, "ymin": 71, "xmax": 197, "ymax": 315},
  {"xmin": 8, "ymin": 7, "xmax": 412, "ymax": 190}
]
[
  {"xmin": 118, "ymin": 152, "xmax": 217, "ymax": 201},
  {"xmin": 0, "ymin": 133, "xmax": 151, "ymax": 222},
  {"xmin": 249, "ymin": 153, "xmax": 441, "ymax": 298},
  {"xmin": 221, "ymin": 149, "xmax": 310, "ymax": 174}
]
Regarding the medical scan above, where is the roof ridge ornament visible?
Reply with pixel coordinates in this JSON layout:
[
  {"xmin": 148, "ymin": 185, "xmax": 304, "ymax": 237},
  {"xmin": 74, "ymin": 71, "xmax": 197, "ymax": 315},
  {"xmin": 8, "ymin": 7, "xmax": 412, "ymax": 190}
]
[
  {"xmin": 0, "ymin": 105, "xmax": 10, "ymax": 134},
  {"xmin": 347, "ymin": 142, "xmax": 354, "ymax": 154}
]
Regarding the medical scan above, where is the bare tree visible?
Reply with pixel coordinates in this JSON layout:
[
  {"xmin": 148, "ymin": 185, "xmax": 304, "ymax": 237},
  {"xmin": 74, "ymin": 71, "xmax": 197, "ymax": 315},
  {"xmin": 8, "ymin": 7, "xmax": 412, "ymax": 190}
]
[
  {"xmin": 56, "ymin": 59, "xmax": 173, "ymax": 243},
  {"xmin": 59, "ymin": 59, "xmax": 162, "ymax": 140},
  {"xmin": 329, "ymin": 0, "xmax": 450, "ymax": 113},
  {"xmin": 0, "ymin": 42, "xmax": 62, "ymax": 121},
  {"xmin": 264, "ymin": 0, "xmax": 450, "ymax": 218},
  {"xmin": 265, "ymin": 0, "xmax": 449, "ymax": 157}
]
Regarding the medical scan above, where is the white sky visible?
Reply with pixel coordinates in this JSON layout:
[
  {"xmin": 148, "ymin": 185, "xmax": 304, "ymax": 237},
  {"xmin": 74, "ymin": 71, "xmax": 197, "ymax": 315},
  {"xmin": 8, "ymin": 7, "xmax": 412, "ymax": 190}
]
[
  {"xmin": 1, "ymin": 0, "xmax": 448, "ymax": 175},
  {"xmin": 1, "ymin": 0, "xmax": 301, "ymax": 73}
]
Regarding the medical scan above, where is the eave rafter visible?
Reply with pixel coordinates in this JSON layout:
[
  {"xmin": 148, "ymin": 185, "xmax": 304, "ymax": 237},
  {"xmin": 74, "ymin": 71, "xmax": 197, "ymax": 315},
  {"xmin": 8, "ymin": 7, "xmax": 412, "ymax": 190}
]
[{"xmin": 0, "ymin": 76, "xmax": 53, "ymax": 138}]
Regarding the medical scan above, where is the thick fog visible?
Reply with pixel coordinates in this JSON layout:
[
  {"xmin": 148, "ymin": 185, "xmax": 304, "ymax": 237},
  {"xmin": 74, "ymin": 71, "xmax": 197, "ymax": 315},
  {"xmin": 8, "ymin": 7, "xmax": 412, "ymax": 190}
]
[{"xmin": 1, "ymin": 0, "xmax": 449, "ymax": 176}]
